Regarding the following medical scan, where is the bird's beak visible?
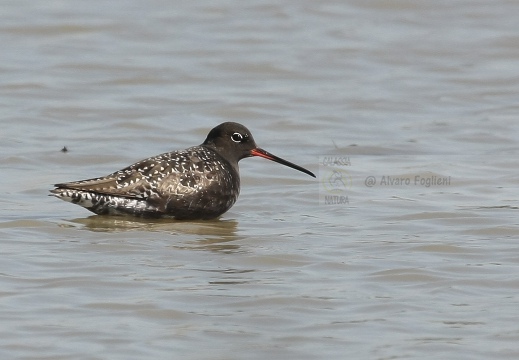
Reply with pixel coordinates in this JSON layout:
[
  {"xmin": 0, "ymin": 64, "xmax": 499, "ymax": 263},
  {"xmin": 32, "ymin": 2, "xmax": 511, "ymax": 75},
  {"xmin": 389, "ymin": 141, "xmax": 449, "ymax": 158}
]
[{"xmin": 250, "ymin": 148, "xmax": 315, "ymax": 178}]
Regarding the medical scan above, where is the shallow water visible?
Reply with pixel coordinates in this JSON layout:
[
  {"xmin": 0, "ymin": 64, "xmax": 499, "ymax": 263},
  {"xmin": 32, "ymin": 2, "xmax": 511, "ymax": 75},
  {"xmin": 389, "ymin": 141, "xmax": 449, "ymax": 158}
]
[{"xmin": 1, "ymin": 1, "xmax": 519, "ymax": 359}]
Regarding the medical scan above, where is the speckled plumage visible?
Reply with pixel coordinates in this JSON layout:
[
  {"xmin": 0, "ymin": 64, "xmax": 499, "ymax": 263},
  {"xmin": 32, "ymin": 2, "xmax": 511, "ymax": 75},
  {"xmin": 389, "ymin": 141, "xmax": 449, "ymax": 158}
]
[{"xmin": 51, "ymin": 122, "xmax": 315, "ymax": 219}]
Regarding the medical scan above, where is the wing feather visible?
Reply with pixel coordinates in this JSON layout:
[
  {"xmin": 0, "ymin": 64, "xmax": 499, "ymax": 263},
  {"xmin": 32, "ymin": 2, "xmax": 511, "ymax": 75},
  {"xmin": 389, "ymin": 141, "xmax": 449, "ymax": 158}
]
[{"xmin": 53, "ymin": 146, "xmax": 213, "ymax": 200}]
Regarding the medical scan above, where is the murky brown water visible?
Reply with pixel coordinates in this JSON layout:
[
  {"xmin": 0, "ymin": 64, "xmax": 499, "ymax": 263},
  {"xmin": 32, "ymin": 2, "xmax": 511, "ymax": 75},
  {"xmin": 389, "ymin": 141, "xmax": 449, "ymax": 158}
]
[{"xmin": 1, "ymin": 1, "xmax": 519, "ymax": 359}]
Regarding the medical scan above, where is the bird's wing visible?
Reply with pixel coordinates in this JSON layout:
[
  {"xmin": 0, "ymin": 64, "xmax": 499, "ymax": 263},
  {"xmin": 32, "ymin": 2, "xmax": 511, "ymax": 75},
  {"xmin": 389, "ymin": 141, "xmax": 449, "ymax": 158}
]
[
  {"xmin": 53, "ymin": 146, "xmax": 214, "ymax": 200},
  {"xmin": 54, "ymin": 155, "xmax": 175, "ymax": 199}
]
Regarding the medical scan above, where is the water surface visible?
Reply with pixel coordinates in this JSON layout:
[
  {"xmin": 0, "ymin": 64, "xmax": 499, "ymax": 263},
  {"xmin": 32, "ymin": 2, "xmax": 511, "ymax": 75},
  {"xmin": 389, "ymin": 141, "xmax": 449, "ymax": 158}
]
[{"xmin": 1, "ymin": 1, "xmax": 518, "ymax": 359}]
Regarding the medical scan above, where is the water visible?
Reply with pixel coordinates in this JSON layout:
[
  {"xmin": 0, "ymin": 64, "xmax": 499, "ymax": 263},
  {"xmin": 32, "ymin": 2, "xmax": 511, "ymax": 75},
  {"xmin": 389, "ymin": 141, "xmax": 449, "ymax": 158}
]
[{"xmin": 1, "ymin": 1, "xmax": 519, "ymax": 359}]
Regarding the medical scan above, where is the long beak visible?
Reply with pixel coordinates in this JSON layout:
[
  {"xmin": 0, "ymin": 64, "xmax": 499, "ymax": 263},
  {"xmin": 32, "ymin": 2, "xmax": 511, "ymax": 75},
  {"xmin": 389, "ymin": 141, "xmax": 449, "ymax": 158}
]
[{"xmin": 250, "ymin": 148, "xmax": 315, "ymax": 178}]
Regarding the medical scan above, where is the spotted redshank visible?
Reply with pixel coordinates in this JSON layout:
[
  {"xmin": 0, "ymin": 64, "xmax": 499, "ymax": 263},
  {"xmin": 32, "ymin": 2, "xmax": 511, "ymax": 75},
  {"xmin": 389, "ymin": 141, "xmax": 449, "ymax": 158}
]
[{"xmin": 51, "ymin": 122, "xmax": 315, "ymax": 219}]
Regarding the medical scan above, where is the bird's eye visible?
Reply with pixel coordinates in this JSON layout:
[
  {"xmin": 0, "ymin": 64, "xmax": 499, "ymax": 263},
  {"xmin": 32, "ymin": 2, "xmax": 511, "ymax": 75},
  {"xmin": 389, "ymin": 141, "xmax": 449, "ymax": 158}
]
[{"xmin": 231, "ymin": 132, "xmax": 244, "ymax": 143}]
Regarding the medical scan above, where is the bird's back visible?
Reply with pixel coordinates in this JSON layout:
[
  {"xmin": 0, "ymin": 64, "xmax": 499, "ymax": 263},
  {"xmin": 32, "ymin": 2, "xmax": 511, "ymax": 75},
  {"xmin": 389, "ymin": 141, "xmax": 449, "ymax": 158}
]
[{"xmin": 51, "ymin": 145, "xmax": 241, "ymax": 219}]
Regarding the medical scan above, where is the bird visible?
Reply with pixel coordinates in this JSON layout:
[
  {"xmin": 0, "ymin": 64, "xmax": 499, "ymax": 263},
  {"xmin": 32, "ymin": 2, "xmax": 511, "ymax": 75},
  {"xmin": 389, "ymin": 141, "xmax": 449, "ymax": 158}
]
[{"xmin": 51, "ymin": 122, "xmax": 315, "ymax": 220}]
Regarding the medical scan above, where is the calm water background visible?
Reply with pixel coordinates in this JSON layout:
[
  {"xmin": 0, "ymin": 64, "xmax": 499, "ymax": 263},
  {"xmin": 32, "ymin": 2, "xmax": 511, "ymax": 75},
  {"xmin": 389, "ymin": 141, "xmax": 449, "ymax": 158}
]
[{"xmin": 1, "ymin": 1, "xmax": 518, "ymax": 359}]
